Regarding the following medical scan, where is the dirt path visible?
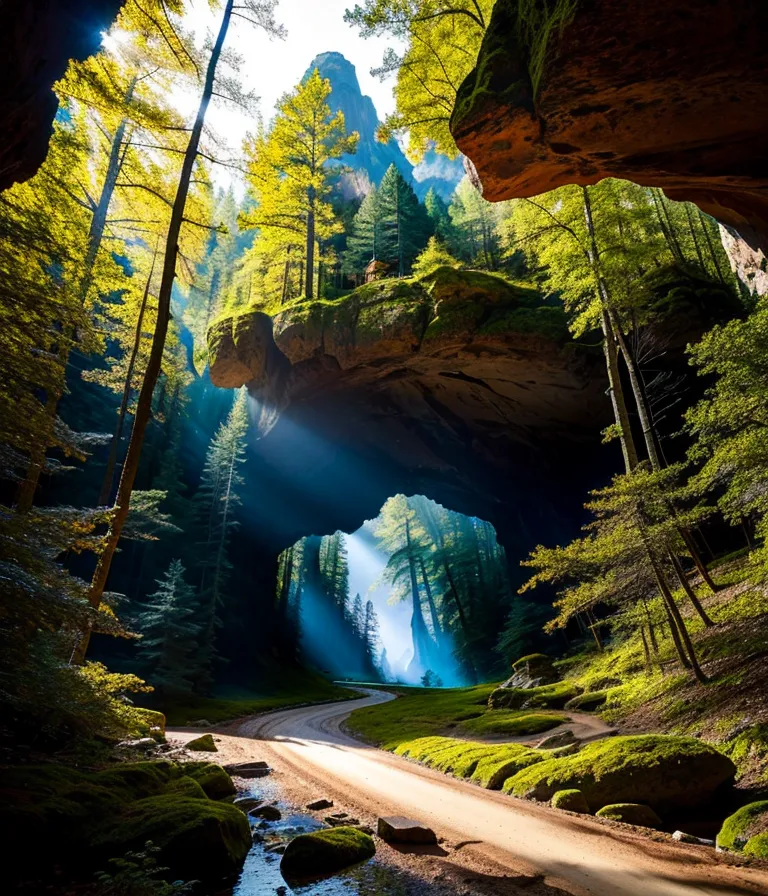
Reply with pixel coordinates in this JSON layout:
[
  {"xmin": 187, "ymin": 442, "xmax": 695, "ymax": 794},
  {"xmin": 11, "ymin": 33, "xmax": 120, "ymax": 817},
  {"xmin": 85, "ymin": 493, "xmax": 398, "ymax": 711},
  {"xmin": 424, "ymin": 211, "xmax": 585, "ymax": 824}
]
[
  {"xmin": 471, "ymin": 710, "xmax": 616, "ymax": 746},
  {"xmin": 171, "ymin": 689, "xmax": 768, "ymax": 896}
]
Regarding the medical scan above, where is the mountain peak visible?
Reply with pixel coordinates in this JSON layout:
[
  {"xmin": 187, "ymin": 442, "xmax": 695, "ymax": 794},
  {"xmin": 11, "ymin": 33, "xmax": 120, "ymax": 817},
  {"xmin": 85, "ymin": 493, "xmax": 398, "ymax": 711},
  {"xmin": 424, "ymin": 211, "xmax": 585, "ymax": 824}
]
[{"xmin": 306, "ymin": 52, "xmax": 361, "ymax": 92}]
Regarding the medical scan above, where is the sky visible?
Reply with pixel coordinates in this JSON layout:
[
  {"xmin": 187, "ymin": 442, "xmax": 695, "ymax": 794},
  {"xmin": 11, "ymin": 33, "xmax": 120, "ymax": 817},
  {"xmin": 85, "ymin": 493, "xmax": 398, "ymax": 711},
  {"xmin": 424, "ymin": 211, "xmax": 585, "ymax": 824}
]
[{"xmin": 181, "ymin": 0, "xmax": 402, "ymax": 160}]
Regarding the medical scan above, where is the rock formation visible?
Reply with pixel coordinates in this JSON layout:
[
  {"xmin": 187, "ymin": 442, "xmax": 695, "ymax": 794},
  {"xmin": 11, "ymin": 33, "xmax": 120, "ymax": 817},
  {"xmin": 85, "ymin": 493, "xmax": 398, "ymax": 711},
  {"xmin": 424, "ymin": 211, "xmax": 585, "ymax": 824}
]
[
  {"xmin": 0, "ymin": 0, "xmax": 124, "ymax": 192},
  {"xmin": 451, "ymin": 0, "xmax": 768, "ymax": 248},
  {"xmin": 719, "ymin": 226, "xmax": 768, "ymax": 296},
  {"xmin": 209, "ymin": 269, "xmax": 608, "ymax": 568}
]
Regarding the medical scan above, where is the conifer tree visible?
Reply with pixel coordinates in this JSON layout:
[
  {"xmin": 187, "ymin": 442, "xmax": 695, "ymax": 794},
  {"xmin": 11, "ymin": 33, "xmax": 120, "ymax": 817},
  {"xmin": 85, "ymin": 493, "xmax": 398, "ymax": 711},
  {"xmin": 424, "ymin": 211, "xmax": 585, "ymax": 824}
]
[
  {"xmin": 136, "ymin": 560, "xmax": 199, "ymax": 696},
  {"xmin": 343, "ymin": 186, "xmax": 383, "ymax": 276},
  {"xmin": 351, "ymin": 593, "xmax": 365, "ymax": 638},
  {"xmin": 363, "ymin": 599, "xmax": 380, "ymax": 665},
  {"xmin": 376, "ymin": 165, "xmax": 429, "ymax": 276}
]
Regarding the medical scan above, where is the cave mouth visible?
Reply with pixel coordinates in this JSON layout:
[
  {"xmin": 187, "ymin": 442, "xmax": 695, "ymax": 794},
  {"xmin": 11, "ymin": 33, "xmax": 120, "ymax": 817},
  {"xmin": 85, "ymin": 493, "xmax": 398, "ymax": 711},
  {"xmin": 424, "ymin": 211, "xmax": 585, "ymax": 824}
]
[{"xmin": 275, "ymin": 494, "xmax": 516, "ymax": 689}]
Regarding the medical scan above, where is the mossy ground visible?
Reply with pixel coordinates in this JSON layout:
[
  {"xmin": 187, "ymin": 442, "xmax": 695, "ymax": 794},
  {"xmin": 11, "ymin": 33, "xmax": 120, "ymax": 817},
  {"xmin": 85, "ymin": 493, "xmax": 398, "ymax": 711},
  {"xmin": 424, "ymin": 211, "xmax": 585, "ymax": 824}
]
[
  {"xmin": 160, "ymin": 672, "xmax": 353, "ymax": 726},
  {"xmin": 717, "ymin": 801, "xmax": 768, "ymax": 853},
  {"xmin": 489, "ymin": 681, "xmax": 579, "ymax": 710},
  {"xmin": 551, "ymin": 556, "xmax": 768, "ymax": 787},
  {"xmin": 346, "ymin": 683, "xmax": 567, "ymax": 749}
]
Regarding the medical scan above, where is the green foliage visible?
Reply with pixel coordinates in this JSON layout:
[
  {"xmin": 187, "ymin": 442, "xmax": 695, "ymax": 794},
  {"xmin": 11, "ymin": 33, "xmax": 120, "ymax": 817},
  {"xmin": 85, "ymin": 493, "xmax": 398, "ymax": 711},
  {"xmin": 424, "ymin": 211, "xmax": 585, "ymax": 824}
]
[
  {"xmin": 717, "ymin": 801, "xmax": 768, "ymax": 853},
  {"xmin": 281, "ymin": 826, "xmax": 376, "ymax": 876},
  {"xmin": 502, "ymin": 734, "xmax": 736, "ymax": 811},
  {"xmin": 376, "ymin": 164, "xmax": 431, "ymax": 276},
  {"xmin": 93, "ymin": 841, "xmax": 194, "ymax": 896},
  {"xmin": 412, "ymin": 236, "xmax": 460, "ymax": 278}
]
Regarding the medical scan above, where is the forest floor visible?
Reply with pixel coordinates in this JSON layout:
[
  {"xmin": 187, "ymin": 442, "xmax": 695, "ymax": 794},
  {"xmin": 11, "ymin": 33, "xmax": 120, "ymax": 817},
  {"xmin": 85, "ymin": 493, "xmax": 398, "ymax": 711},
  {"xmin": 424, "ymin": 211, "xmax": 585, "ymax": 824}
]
[{"xmin": 170, "ymin": 690, "xmax": 768, "ymax": 896}]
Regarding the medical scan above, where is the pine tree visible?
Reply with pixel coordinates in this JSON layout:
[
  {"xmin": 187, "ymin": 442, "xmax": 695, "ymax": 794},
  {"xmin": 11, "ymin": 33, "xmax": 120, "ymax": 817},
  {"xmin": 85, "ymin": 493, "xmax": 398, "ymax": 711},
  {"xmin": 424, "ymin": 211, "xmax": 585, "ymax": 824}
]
[
  {"xmin": 343, "ymin": 186, "xmax": 383, "ymax": 276},
  {"xmin": 377, "ymin": 165, "xmax": 430, "ymax": 276},
  {"xmin": 424, "ymin": 188, "xmax": 454, "ymax": 244},
  {"xmin": 136, "ymin": 560, "xmax": 200, "ymax": 696},
  {"xmin": 193, "ymin": 387, "xmax": 250, "ymax": 689},
  {"xmin": 363, "ymin": 599, "xmax": 380, "ymax": 665},
  {"xmin": 352, "ymin": 593, "xmax": 365, "ymax": 638},
  {"xmin": 243, "ymin": 68, "xmax": 359, "ymax": 300}
]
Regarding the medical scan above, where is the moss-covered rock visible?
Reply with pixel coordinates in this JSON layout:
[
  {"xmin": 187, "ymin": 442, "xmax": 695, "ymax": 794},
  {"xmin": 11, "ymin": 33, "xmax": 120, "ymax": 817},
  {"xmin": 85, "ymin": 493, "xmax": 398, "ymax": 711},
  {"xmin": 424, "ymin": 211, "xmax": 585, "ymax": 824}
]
[
  {"xmin": 503, "ymin": 735, "xmax": 735, "ymax": 812},
  {"xmin": 281, "ymin": 826, "xmax": 375, "ymax": 877},
  {"xmin": 717, "ymin": 801, "xmax": 768, "ymax": 853},
  {"xmin": 180, "ymin": 761, "xmax": 236, "ymax": 800},
  {"xmin": 551, "ymin": 789, "xmax": 590, "ymax": 813},
  {"xmin": 469, "ymin": 747, "xmax": 544, "ymax": 789},
  {"xmin": 596, "ymin": 803, "xmax": 663, "ymax": 828},
  {"xmin": 1, "ymin": 760, "xmax": 246, "ymax": 884},
  {"xmin": 489, "ymin": 682, "xmax": 579, "ymax": 710},
  {"xmin": 94, "ymin": 794, "xmax": 251, "ymax": 880},
  {"xmin": 564, "ymin": 690, "xmax": 611, "ymax": 711},
  {"xmin": 186, "ymin": 733, "xmax": 217, "ymax": 752},
  {"xmin": 745, "ymin": 832, "xmax": 768, "ymax": 858},
  {"xmin": 135, "ymin": 707, "xmax": 167, "ymax": 737}
]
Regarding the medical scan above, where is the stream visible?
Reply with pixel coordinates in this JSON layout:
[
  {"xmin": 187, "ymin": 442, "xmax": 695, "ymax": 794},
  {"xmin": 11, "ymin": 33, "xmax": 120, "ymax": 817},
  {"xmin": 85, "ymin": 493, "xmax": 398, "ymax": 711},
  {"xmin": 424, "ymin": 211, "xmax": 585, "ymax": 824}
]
[{"xmin": 221, "ymin": 776, "xmax": 422, "ymax": 896}]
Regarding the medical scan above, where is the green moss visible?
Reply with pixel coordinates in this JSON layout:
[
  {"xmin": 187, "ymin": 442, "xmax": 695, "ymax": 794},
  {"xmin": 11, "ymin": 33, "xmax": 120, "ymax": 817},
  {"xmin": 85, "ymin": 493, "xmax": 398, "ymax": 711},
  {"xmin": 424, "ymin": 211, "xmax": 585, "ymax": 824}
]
[
  {"xmin": 717, "ymin": 801, "xmax": 768, "ymax": 853},
  {"xmin": 488, "ymin": 681, "xmax": 579, "ymax": 710},
  {"xmin": 94, "ymin": 794, "xmax": 251, "ymax": 880},
  {"xmin": 503, "ymin": 734, "xmax": 736, "ymax": 811},
  {"xmin": 513, "ymin": 653, "xmax": 551, "ymax": 671},
  {"xmin": 167, "ymin": 777, "xmax": 208, "ymax": 799},
  {"xmin": 720, "ymin": 724, "xmax": 768, "ymax": 782},
  {"xmin": 564, "ymin": 690, "xmax": 611, "ymax": 711},
  {"xmin": 395, "ymin": 735, "xmax": 542, "ymax": 790},
  {"xmin": 461, "ymin": 711, "xmax": 566, "ymax": 736},
  {"xmin": 595, "ymin": 803, "xmax": 662, "ymax": 828},
  {"xmin": 551, "ymin": 789, "xmax": 589, "ymax": 813},
  {"xmin": 281, "ymin": 827, "xmax": 375, "ymax": 877},
  {"xmin": 134, "ymin": 707, "xmax": 166, "ymax": 737},
  {"xmin": 745, "ymin": 833, "xmax": 768, "ymax": 858},
  {"xmin": 180, "ymin": 762, "xmax": 236, "ymax": 800}
]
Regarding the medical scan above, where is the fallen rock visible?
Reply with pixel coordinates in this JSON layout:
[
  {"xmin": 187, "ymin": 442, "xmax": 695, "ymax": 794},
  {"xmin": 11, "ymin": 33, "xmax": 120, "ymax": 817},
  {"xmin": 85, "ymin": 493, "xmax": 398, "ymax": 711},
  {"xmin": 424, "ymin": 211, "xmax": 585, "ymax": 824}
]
[
  {"xmin": 377, "ymin": 816, "xmax": 437, "ymax": 845},
  {"xmin": 537, "ymin": 730, "xmax": 577, "ymax": 750},
  {"xmin": 672, "ymin": 830, "xmax": 713, "ymax": 845},
  {"xmin": 188, "ymin": 719, "xmax": 212, "ymax": 728},
  {"xmin": 252, "ymin": 831, "xmax": 265, "ymax": 843},
  {"xmin": 265, "ymin": 843, "xmax": 287, "ymax": 854},
  {"xmin": 224, "ymin": 761, "xmax": 271, "ymax": 779},
  {"xmin": 503, "ymin": 734, "xmax": 735, "ymax": 812},
  {"xmin": 551, "ymin": 789, "xmax": 590, "ymax": 814},
  {"xmin": 281, "ymin": 827, "xmax": 375, "ymax": 877},
  {"xmin": 307, "ymin": 798, "xmax": 334, "ymax": 811},
  {"xmin": 118, "ymin": 737, "xmax": 157, "ymax": 750},
  {"xmin": 186, "ymin": 734, "xmax": 217, "ymax": 752},
  {"xmin": 326, "ymin": 815, "xmax": 360, "ymax": 827},
  {"xmin": 596, "ymin": 803, "xmax": 663, "ymax": 829},
  {"xmin": 251, "ymin": 804, "xmax": 282, "ymax": 822}
]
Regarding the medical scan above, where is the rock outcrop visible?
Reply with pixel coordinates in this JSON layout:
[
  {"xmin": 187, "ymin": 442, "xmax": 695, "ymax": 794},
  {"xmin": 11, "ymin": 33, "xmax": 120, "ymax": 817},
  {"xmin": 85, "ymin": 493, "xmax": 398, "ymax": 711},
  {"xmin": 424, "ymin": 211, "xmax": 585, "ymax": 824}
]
[
  {"xmin": 0, "ymin": 0, "xmax": 124, "ymax": 191},
  {"xmin": 451, "ymin": 0, "xmax": 768, "ymax": 248},
  {"xmin": 719, "ymin": 226, "xmax": 768, "ymax": 296},
  {"xmin": 208, "ymin": 269, "xmax": 607, "ymax": 556}
]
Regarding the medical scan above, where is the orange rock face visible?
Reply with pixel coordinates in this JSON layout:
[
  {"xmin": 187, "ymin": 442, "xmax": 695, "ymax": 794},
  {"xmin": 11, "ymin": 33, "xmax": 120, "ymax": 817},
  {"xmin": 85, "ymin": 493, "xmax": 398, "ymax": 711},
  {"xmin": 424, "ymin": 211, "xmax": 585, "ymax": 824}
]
[{"xmin": 451, "ymin": 0, "xmax": 768, "ymax": 247}]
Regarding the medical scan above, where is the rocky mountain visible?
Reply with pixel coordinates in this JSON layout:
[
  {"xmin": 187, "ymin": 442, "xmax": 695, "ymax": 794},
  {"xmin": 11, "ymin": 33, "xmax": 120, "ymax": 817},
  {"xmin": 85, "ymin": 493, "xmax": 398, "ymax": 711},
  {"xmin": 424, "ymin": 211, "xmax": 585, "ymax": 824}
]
[{"xmin": 305, "ymin": 51, "xmax": 462, "ymax": 200}]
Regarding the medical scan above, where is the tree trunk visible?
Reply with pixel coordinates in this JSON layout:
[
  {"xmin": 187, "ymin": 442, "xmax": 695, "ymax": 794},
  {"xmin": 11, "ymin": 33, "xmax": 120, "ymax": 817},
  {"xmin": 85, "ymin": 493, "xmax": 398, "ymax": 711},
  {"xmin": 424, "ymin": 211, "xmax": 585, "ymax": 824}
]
[
  {"xmin": 668, "ymin": 550, "xmax": 715, "ymax": 627},
  {"xmin": 640, "ymin": 626, "xmax": 652, "ymax": 670},
  {"xmin": 72, "ymin": 0, "xmax": 235, "ymax": 664},
  {"xmin": 684, "ymin": 203, "xmax": 706, "ymax": 271},
  {"xmin": 97, "ymin": 242, "xmax": 160, "ymax": 506},
  {"xmin": 305, "ymin": 187, "xmax": 315, "ymax": 300},
  {"xmin": 656, "ymin": 189, "xmax": 686, "ymax": 262},
  {"xmin": 405, "ymin": 516, "xmax": 430, "ymax": 671},
  {"xmin": 698, "ymin": 210, "xmax": 727, "ymax": 284},
  {"xmin": 418, "ymin": 555, "xmax": 443, "ymax": 641}
]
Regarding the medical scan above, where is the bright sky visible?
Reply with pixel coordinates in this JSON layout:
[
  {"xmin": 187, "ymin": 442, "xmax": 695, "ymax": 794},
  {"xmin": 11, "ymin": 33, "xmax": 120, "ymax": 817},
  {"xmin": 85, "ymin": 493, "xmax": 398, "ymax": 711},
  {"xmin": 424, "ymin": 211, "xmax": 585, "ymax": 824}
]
[{"xmin": 182, "ymin": 0, "xmax": 401, "ymax": 155}]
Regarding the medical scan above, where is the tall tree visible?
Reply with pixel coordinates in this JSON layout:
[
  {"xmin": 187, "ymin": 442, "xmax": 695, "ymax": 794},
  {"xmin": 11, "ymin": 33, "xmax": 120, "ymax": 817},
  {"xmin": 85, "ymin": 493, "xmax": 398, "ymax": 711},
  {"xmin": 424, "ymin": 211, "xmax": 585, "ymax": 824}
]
[
  {"xmin": 376, "ymin": 164, "xmax": 429, "ymax": 276},
  {"xmin": 243, "ymin": 68, "xmax": 359, "ymax": 300}
]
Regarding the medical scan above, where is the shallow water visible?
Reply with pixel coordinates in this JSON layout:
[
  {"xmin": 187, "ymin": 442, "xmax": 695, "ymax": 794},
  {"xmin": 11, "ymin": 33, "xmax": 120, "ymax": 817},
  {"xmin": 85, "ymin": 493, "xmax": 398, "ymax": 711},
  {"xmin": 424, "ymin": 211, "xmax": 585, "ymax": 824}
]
[{"xmin": 225, "ymin": 780, "xmax": 415, "ymax": 896}]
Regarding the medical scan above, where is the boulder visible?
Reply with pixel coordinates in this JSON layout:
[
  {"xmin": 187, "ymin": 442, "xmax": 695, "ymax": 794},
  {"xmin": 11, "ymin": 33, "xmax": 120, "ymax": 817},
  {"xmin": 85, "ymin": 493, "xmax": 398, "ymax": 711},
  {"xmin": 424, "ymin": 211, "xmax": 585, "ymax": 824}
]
[
  {"xmin": 489, "ymin": 682, "xmax": 579, "ymax": 711},
  {"xmin": 251, "ymin": 804, "xmax": 282, "ymax": 821},
  {"xmin": 717, "ymin": 801, "xmax": 768, "ymax": 854},
  {"xmin": 281, "ymin": 827, "xmax": 375, "ymax": 877},
  {"xmin": 188, "ymin": 719, "xmax": 212, "ymax": 727},
  {"xmin": 537, "ymin": 730, "xmax": 577, "ymax": 750},
  {"xmin": 377, "ymin": 816, "xmax": 437, "ymax": 845},
  {"xmin": 186, "ymin": 734, "xmax": 217, "ymax": 752},
  {"xmin": 325, "ymin": 813, "xmax": 360, "ymax": 827},
  {"xmin": 179, "ymin": 762, "xmax": 236, "ymax": 800},
  {"xmin": 596, "ymin": 803, "xmax": 663, "ymax": 829},
  {"xmin": 503, "ymin": 654, "xmax": 558, "ymax": 688},
  {"xmin": 503, "ymin": 735, "xmax": 736, "ymax": 812},
  {"xmin": 551, "ymin": 789, "xmax": 589, "ymax": 814},
  {"xmin": 565, "ymin": 691, "xmax": 610, "ymax": 712},
  {"xmin": 307, "ymin": 798, "xmax": 334, "ymax": 810}
]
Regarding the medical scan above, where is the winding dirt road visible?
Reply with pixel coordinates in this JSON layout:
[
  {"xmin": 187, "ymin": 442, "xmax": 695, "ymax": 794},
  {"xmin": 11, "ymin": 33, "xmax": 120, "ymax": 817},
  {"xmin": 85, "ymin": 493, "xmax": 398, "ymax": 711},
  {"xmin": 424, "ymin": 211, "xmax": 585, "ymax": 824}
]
[{"xmin": 177, "ymin": 689, "xmax": 768, "ymax": 896}]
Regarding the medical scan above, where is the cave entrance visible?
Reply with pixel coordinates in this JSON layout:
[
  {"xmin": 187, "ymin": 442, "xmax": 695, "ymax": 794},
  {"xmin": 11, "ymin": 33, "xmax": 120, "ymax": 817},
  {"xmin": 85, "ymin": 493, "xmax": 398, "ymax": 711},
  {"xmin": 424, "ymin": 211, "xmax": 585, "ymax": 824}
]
[{"xmin": 274, "ymin": 494, "xmax": 516, "ymax": 688}]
